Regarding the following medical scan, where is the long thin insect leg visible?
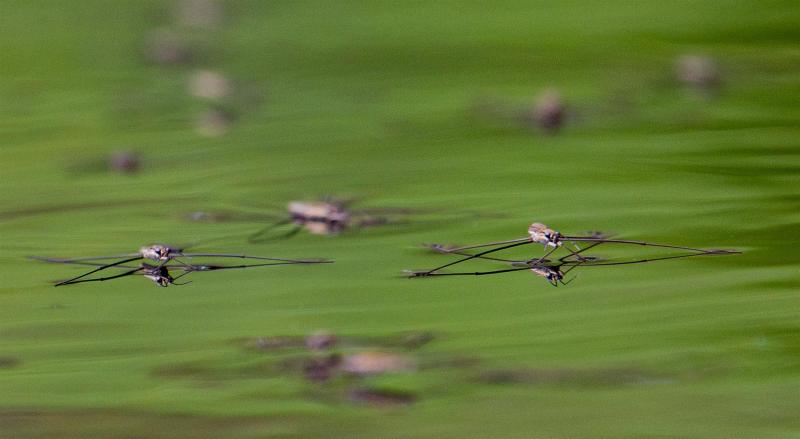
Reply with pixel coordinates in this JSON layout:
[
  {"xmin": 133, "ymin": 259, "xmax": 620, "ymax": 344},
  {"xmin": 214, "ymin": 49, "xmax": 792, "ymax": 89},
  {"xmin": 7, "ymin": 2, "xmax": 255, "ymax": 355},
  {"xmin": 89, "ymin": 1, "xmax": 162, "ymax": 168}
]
[
  {"xmin": 170, "ymin": 258, "xmax": 193, "ymax": 268},
  {"xmin": 247, "ymin": 219, "xmax": 293, "ymax": 243},
  {"xmin": 170, "ymin": 271, "xmax": 193, "ymax": 285},
  {"xmin": 426, "ymin": 245, "xmax": 524, "ymax": 263},
  {"xmin": 558, "ymin": 241, "xmax": 604, "ymax": 262},
  {"xmin": 54, "ymin": 256, "xmax": 143, "ymax": 286},
  {"xmin": 274, "ymin": 225, "xmax": 302, "ymax": 241},
  {"xmin": 528, "ymin": 245, "xmax": 559, "ymax": 265},
  {"xmin": 29, "ymin": 254, "xmax": 139, "ymax": 263},
  {"xmin": 558, "ymin": 261, "xmax": 584, "ymax": 285},
  {"xmin": 449, "ymin": 252, "xmax": 522, "ymax": 263},
  {"xmin": 566, "ymin": 242, "xmax": 588, "ymax": 261},
  {"xmin": 177, "ymin": 253, "xmax": 326, "ymax": 263},
  {"xmin": 181, "ymin": 261, "xmax": 333, "ymax": 274},
  {"xmin": 422, "ymin": 240, "xmax": 532, "ymax": 275},
  {"xmin": 561, "ymin": 263, "xmax": 581, "ymax": 276},
  {"xmin": 409, "ymin": 267, "xmax": 532, "ymax": 277},
  {"xmin": 56, "ymin": 266, "xmax": 144, "ymax": 286},
  {"xmin": 434, "ymin": 237, "xmax": 532, "ymax": 253},
  {"xmin": 29, "ymin": 260, "xmax": 141, "ymax": 269},
  {"xmin": 562, "ymin": 237, "xmax": 736, "ymax": 254},
  {"xmin": 560, "ymin": 251, "xmax": 731, "ymax": 268},
  {"xmin": 253, "ymin": 224, "xmax": 302, "ymax": 243}
]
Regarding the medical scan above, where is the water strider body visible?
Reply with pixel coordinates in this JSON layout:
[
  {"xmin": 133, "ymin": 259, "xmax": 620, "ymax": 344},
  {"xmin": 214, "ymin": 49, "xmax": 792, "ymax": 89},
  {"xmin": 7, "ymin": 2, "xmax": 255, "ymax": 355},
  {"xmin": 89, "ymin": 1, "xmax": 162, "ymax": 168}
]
[
  {"xmin": 287, "ymin": 201, "xmax": 355, "ymax": 235},
  {"xmin": 527, "ymin": 223, "xmax": 565, "ymax": 248}
]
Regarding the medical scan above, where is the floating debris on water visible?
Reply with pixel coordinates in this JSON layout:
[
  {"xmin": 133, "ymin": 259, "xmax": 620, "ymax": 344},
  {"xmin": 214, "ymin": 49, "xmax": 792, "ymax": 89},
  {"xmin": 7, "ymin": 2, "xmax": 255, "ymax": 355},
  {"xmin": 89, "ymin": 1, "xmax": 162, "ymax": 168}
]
[
  {"xmin": 348, "ymin": 388, "xmax": 416, "ymax": 407},
  {"xmin": 142, "ymin": 28, "xmax": 195, "ymax": 66},
  {"xmin": 395, "ymin": 331, "xmax": 436, "ymax": 349},
  {"xmin": 195, "ymin": 107, "xmax": 234, "ymax": 137},
  {"xmin": 240, "ymin": 330, "xmax": 436, "ymax": 353},
  {"xmin": 188, "ymin": 70, "xmax": 232, "ymax": 100},
  {"xmin": 175, "ymin": 0, "xmax": 224, "ymax": 29},
  {"xmin": 675, "ymin": 54, "xmax": 720, "ymax": 94},
  {"xmin": 303, "ymin": 354, "xmax": 342, "ymax": 383},
  {"xmin": 106, "ymin": 150, "xmax": 140, "ymax": 174},
  {"xmin": 306, "ymin": 331, "xmax": 338, "ymax": 352},
  {"xmin": 0, "ymin": 357, "xmax": 21, "ymax": 369},
  {"xmin": 249, "ymin": 336, "xmax": 306, "ymax": 351},
  {"xmin": 527, "ymin": 89, "xmax": 566, "ymax": 134},
  {"xmin": 476, "ymin": 367, "xmax": 675, "ymax": 387}
]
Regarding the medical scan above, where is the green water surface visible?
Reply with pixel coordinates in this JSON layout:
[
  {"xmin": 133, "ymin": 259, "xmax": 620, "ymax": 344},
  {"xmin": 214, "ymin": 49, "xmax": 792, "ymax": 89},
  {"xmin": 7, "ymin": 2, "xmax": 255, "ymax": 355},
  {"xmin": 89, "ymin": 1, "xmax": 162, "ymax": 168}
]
[{"xmin": 1, "ymin": 1, "xmax": 799, "ymax": 438}]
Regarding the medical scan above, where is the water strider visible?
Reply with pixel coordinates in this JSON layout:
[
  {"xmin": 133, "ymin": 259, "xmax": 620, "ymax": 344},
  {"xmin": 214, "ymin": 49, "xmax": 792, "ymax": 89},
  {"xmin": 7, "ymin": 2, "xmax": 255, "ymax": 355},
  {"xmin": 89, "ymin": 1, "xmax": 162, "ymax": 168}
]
[
  {"xmin": 31, "ymin": 258, "xmax": 333, "ymax": 287},
  {"xmin": 185, "ymin": 199, "xmax": 402, "ymax": 242},
  {"xmin": 409, "ymin": 222, "xmax": 740, "ymax": 282},
  {"xmin": 30, "ymin": 244, "xmax": 331, "ymax": 286},
  {"xmin": 186, "ymin": 197, "xmax": 483, "ymax": 242},
  {"xmin": 415, "ymin": 222, "xmax": 737, "ymax": 277}
]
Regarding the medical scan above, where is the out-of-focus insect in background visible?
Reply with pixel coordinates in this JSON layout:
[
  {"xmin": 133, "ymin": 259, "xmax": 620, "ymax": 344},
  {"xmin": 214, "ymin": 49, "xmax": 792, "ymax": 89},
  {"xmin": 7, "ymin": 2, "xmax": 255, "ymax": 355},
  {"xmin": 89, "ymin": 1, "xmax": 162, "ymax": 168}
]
[{"xmin": 1, "ymin": 1, "xmax": 798, "ymax": 438}]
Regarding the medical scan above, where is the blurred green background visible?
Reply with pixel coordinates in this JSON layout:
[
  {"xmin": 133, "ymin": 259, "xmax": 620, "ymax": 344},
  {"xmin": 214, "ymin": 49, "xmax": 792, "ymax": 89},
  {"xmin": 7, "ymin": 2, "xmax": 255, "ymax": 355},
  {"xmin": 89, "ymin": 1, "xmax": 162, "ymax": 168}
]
[{"xmin": 1, "ymin": 1, "xmax": 799, "ymax": 437}]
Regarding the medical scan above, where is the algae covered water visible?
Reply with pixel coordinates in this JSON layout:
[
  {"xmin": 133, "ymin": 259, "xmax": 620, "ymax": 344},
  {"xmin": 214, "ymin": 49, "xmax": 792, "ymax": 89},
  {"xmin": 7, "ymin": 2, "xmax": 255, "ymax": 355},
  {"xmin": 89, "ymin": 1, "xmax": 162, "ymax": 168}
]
[{"xmin": 1, "ymin": 1, "xmax": 799, "ymax": 438}]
